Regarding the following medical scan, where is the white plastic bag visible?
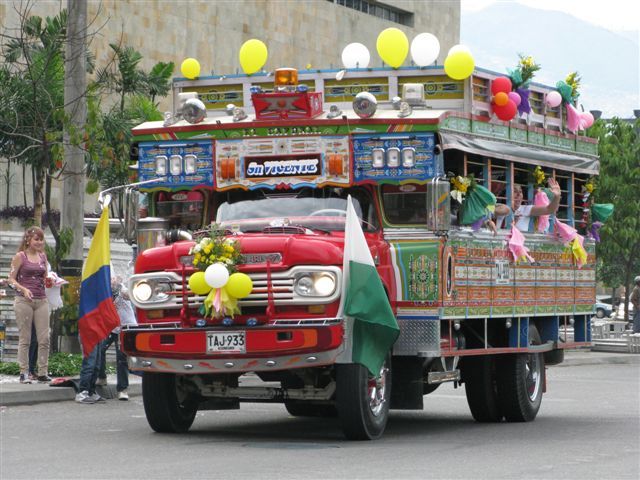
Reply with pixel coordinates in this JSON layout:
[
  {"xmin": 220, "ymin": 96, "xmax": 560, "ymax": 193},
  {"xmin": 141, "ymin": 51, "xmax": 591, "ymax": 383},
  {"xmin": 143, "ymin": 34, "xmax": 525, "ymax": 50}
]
[{"xmin": 45, "ymin": 271, "xmax": 68, "ymax": 311}]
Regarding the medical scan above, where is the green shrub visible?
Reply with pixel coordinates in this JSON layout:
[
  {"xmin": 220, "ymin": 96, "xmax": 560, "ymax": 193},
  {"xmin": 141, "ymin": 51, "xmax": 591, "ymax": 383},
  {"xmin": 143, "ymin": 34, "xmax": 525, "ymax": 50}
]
[
  {"xmin": 0, "ymin": 353, "xmax": 115, "ymax": 377},
  {"xmin": 48, "ymin": 352, "xmax": 83, "ymax": 376},
  {"xmin": 0, "ymin": 361, "xmax": 20, "ymax": 375}
]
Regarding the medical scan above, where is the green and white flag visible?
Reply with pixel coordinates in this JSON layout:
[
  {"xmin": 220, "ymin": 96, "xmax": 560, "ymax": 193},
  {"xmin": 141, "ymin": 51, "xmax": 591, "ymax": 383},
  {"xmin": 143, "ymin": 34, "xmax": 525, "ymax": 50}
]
[{"xmin": 338, "ymin": 196, "xmax": 399, "ymax": 375}]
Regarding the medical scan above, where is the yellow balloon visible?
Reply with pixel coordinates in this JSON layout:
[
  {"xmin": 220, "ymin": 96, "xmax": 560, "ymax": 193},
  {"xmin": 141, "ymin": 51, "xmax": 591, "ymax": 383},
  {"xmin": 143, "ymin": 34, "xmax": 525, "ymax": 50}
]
[
  {"xmin": 376, "ymin": 28, "xmax": 409, "ymax": 69},
  {"xmin": 188, "ymin": 271, "xmax": 211, "ymax": 295},
  {"xmin": 239, "ymin": 39, "xmax": 268, "ymax": 75},
  {"xmin": 225, "ymin": 272, "xmax": 253, "ymax": 299},
  {"xmin": 444, "ymin": 51, "xmax": 475, "ymax": 80},
  {"xmin": 181, "ymin": 58, "xmax": 201, "ymax": 79}
]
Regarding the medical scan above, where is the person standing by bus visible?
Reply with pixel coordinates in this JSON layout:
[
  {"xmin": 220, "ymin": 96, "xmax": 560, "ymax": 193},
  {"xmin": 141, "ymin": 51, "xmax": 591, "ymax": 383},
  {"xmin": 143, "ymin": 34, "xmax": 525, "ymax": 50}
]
[{"xmin": 8, "ymin": 226, "xmax": 52, "ymax": 383}]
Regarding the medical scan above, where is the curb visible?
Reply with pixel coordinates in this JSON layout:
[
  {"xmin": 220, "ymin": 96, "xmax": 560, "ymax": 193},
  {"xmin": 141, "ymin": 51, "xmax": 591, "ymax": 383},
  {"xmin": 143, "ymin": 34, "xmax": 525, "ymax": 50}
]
[
  {"xmin": 0, "ymin": 382, "xmax": 142, "ymax": 407},
  {"xmin": 557, "ymin": 352, "xmax": 640, "ymax": 367}
]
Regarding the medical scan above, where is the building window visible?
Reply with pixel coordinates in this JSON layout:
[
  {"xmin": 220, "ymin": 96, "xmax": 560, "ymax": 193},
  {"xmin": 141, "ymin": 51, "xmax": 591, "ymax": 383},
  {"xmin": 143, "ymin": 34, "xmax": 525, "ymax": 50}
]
[{"xmin": 328, "ymin": 0, "xmax": 414, "ymax": 27}]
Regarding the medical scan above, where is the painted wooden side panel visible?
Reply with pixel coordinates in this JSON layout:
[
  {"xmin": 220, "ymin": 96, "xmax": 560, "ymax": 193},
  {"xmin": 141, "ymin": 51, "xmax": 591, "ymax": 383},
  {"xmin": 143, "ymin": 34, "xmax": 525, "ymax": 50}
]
[{"xmin": 388, "ymin": 231, "xmax": 595, "ymax": 320}]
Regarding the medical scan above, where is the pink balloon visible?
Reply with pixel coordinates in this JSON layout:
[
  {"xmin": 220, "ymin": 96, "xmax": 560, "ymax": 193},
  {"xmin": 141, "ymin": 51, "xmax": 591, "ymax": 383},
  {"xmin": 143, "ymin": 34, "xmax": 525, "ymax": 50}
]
[
  {"xmin": 507, "ymin": 91, "xmax": 521, "ymax": 106},
  {"xmin": 581, "ymin": 112, "xmax": 594, "ymax": 128},
  {"xmin": 545, "ymin": 91, "xmax": 562, "ymax": 108}
]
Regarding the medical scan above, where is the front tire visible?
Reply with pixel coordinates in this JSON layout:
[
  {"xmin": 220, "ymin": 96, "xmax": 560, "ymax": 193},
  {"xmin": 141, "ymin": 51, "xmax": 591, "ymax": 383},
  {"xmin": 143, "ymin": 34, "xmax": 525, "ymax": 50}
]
[
  {"xmin": 335, "ymin": 355, "xmax": 391, "ymax": 440},
  {"xmin": 142, "ymin": 373, "xmax": 198, "ymax": 433},
  {"xmin": 496, "ymin": 324, "xmax": 545, "ymax": 422}
]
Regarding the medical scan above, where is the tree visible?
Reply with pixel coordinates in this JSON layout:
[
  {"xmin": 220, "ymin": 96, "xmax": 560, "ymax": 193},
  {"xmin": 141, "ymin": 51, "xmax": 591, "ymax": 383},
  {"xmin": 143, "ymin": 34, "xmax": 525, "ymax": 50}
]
[
  {"xmin": 87, "ymin": 44, "xmax": 172, "ymax": 219},
  {"xmin": 591, "ymin": 118, "xmax": 640, "ymax": 318},
  {"xmin": 0, "ymin": 6, "xmax": 94, "ymax": 241}
]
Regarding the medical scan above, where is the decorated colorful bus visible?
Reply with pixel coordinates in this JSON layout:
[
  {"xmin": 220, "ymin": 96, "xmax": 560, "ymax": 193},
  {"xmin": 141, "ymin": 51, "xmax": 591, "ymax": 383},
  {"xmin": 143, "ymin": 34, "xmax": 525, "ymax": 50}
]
[{"xmin": 120, "ymin": 62, "xmax": 604, "ymax": 440}]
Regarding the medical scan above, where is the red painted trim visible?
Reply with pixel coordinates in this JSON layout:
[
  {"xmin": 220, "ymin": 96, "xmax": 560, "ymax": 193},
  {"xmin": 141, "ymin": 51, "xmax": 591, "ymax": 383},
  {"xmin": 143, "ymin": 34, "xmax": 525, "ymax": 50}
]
[{"xmin": 133, "ymin": 116, "xmax": 442, "ymax": 136}]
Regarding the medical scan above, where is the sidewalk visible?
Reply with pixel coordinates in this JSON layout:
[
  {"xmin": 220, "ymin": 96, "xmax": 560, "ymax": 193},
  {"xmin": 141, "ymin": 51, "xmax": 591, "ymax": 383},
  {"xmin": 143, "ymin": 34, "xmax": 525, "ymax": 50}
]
[
  {"xmin": 1, "ymin": 350, "xmax": 638, "ymax": 407},
  {"xmin": 0, "ymin": 373, "xmax": 142, "ymax": 407}
]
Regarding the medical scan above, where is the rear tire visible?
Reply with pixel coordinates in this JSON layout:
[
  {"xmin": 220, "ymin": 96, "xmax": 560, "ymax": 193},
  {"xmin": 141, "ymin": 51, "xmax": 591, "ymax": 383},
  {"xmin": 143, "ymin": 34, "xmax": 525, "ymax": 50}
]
[
  {"xmin": 496, "ymin": 325, "xmax": 545, "ymax": 422},
  {"xmin": 461, "ymin": 355, "xmax": 503, "ymax": 422},
  {"xmin": 142, "ymin": 373, "xmax": 198, "ymax": 433},
  {"xmin": 335, "ymin": 354, "xmax": 391, "ymax": 440}
]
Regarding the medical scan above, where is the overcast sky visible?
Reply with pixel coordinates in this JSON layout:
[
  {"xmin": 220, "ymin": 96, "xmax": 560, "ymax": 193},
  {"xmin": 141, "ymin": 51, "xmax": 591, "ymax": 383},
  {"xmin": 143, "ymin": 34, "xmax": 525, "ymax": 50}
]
[{"xmin": 461, "ymin": 0, "xmax": 640, "ymax": 32}]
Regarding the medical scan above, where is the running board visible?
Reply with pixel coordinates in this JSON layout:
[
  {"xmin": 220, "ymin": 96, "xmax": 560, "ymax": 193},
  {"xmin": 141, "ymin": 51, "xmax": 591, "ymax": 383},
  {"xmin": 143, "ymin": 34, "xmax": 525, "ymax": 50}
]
[{"xmin": 427, "ymin": 369, "xmax": 461, "ymax": 384}]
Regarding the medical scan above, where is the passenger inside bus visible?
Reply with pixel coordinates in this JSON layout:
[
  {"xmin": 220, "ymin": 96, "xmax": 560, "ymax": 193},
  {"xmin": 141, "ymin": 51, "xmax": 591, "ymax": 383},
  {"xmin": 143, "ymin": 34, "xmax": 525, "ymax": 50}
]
[{"xmin": 494, "ymin": 177, "xmax": 561, "ymax": 231}]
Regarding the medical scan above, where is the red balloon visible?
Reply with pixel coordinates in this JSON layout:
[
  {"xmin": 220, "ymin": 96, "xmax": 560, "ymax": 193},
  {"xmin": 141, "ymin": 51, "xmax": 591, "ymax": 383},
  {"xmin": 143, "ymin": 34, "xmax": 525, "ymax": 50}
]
[
  {"xmin": 493, "ymin": 99, "xmax": 517, "ymax": 121},
  {"xmin": 491, "ymin": 76, "xmax": 512, "ymax": 95}
]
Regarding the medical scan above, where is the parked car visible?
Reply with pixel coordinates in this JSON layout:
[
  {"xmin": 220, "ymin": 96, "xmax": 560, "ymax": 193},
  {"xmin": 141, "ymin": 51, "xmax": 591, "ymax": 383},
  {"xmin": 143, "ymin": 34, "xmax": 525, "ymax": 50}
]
[{"xmin": 594, "ymin": 301, "xmax": 613, "ymax": 318}]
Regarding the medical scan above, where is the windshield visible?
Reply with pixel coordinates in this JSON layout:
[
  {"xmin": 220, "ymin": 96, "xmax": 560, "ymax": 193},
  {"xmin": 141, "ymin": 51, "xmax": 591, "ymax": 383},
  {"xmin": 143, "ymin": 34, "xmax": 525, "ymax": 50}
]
[{"xmin": 214, "ymin": 187, "xmax": 377, "ymax": 232}]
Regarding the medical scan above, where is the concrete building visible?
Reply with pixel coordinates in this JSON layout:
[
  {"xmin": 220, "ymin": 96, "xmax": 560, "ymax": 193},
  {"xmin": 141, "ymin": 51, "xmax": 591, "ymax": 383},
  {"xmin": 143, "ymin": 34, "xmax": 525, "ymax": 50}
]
[{"xmin": 0, "ymin": 0, "xmax": 460, "ymax": 212}]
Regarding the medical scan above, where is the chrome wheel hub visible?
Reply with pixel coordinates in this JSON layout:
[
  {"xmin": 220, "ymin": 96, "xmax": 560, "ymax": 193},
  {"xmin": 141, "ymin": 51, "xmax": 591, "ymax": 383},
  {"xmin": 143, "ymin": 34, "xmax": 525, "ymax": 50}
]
[{"xmin": 367, "ymin": 364, "xmax": 388, "ymax": 417}]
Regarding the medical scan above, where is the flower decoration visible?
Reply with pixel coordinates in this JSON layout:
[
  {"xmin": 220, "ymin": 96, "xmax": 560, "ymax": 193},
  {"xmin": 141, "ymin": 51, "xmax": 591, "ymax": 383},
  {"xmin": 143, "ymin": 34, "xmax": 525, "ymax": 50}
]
[
  {"xmin": 583, "ymin": 177, "xmax": 596, "ymax": 194},
  {"xmin": 187, "ymin": 224, "xmax": 253, "ymax": 321},
  {"xmin": 509, "ymin": 54, "xmax": 541, "ymax": 89},
  {"xmin": 565, "ymin": 72, "xmax": 581, "ymax": 101},
  {"xmin": 532, "ymin": 166, "xmax": 546, "ymax": 188},
  {"xmin": 448, "ymin": 173, "xmax": 497, "ymax": 228},
  {"xmin": 190, "ymin": 224, "xmax": 243, "ymax": 272},
  {"xmin": 507, "ymin": 54, "xmax": 540, "ymax": 115},
  {"xmin": 449, "ymin": 173, "xmax": 475, "ymax": 204}
]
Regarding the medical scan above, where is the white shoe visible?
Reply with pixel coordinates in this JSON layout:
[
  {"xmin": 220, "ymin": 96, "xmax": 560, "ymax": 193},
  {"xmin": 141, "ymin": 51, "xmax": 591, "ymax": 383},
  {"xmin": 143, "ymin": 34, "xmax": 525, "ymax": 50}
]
[
  {"xmin": 75, "ymin": 390, "xmax": 95, "ymax": 404},
  {"xmin": 89, "ymin": 392, "xmax": 106, "ymax": 403},
  {"xmin": 118, "ymin": 390, "xmax": 129, "ymax": 401}
]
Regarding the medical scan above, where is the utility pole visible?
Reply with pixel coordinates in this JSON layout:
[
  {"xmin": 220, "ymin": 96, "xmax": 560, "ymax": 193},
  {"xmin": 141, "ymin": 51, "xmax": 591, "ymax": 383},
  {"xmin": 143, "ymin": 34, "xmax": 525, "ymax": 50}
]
[{"xmin": 60, "ymin": 0, "xmax": 87, "ymax": 348}]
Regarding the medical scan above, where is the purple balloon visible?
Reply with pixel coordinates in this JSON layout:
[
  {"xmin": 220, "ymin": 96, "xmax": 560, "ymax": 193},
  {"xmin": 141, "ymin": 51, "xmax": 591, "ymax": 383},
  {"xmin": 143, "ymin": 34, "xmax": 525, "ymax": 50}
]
[
  {"xmin": 545, "ymin": 91, "xmax": 562, "ymax": 108},
  {"xmin": 507, "ymin": 91, "xmax": 521, "ymax": 106}
]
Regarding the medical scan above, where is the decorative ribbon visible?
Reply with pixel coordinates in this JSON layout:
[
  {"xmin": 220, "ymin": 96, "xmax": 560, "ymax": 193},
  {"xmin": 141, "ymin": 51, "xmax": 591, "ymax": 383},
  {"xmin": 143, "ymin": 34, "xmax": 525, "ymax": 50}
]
[
  {"xmin": 554, "ymin": 220, "xmax": 587, "ymax": 268},
  {"xmin": 516, "ymin": 87, "xmax": 531, "ymax": 115},
  {"xmin": 590, "ymin": 221, "xmax": 603, "ymax": 243},
  {"xmin": 533, "ymin": 189, "xmax": 550, "ymax": 233},
  {"xmin": 203, "ymin": 286, "xmax": 241, "ymax": 319},
  {"xmin": 569, "ymin": 236, "xmax": 588, "ymax": 268},
  {"xmin": 508, "ymin": 225, "xmax": 534, "ymax": 263}
]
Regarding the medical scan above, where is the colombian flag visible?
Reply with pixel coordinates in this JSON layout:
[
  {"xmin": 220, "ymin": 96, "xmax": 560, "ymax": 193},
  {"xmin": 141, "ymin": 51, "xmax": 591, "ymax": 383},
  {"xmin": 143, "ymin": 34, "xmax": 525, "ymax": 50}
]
[{"xmin": 78, "ymin": 207, "xmax": 120, "ymax": 357}]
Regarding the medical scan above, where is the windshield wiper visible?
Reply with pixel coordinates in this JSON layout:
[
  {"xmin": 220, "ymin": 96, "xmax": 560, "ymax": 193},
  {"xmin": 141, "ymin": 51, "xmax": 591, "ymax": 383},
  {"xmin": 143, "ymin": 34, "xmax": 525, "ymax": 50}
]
[{"xmin": 293, "ymin": 224, "xmax": 332, "ymax": 235}]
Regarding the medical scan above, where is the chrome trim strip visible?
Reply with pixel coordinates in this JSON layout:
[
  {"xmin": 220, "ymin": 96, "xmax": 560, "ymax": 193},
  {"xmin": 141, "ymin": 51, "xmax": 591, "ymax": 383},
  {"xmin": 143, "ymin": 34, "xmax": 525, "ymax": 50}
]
[{"xmin": 128, "ymin": 347, "xmax": 342, "ymax": 374}]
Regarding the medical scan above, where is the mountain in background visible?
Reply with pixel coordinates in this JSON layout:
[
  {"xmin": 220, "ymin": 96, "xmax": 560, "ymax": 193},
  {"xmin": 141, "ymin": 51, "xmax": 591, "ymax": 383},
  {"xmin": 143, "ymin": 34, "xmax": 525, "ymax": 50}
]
[{"xmin": 462, "ymin": 3, "xmax": 639, "ymax": 118}]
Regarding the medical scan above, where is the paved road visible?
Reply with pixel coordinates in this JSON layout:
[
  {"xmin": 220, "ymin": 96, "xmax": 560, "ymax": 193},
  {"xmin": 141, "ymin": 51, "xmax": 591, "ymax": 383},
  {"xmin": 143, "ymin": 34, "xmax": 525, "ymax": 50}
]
[{"xmin": 1, "ymin": 363, "xmax": 639, "ymax": 480}]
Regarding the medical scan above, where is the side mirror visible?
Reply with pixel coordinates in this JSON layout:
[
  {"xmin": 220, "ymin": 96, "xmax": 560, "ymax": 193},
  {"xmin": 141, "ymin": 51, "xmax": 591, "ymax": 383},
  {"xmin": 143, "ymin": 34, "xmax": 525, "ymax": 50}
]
[
  {"xmin": 123, "ymin": 187, "xmax": 139, "ymax": 246},
  {"xmin": 426, "ymin": 177, "xmax": 450, "ymax": 232}
]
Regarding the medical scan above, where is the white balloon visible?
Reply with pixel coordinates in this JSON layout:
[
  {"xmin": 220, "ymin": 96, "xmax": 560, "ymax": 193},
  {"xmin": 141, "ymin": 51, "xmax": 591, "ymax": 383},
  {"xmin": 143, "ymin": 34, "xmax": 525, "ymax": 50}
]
[
  {"xmin": 204, "ymin": 263, "xmax": 230, "ymax": 289},
  {"xmin": 341, "ymin": 43, "xmax": 370, "ymax": 69},
  {"xmin": 410, "ymin": 33, "xmax": 440, "ymax": 67},
  {"xmin": 448, "ymin": 44, "xmax": 472, "ymax": 57}
]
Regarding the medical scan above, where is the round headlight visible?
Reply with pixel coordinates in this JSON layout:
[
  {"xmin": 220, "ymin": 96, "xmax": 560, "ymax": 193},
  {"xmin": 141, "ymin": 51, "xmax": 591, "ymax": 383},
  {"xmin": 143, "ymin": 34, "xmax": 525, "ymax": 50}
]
[
  {"xmin": 295, "ymin": 275, "xmax": 314, "ymax": 296},
  {"xmin": 133, "ymin": 281, "xmax": 152, "ymax": 302},
  {"xmin": 154, "ymin": 282, "xmax": 171, "ymax": 301},
  {"xmin": 314, "ymin": 275, "xmax": 336, "ymax": 296}
]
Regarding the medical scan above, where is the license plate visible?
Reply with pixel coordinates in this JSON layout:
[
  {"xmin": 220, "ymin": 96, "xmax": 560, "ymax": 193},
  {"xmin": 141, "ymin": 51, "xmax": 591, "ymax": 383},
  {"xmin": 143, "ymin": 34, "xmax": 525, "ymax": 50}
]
[{"xmin": 206, "ymin": 331, "xmax": 246, "ymax": 353}]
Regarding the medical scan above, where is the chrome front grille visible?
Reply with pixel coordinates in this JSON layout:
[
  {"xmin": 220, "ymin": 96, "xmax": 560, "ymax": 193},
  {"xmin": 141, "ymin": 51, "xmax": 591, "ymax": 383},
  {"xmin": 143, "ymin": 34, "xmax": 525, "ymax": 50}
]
[{"xmin": 134, "ymin": 266, "xmax": 342, "ymax": 310}]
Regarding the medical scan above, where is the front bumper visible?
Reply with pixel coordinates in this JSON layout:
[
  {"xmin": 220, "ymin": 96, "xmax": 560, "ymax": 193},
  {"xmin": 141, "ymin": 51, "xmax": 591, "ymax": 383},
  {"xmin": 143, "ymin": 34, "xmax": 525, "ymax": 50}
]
[{"xmin": 121, "ymin": 321, "xmax": 344, "ymax": 374}]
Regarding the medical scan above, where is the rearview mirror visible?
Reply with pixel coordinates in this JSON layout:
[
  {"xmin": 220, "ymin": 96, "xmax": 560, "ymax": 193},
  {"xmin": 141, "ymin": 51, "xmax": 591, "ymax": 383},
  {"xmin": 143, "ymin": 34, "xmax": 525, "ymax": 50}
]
[{"xmin": 426, "ymin": 177, "xmax": 450, "ymax": 232}]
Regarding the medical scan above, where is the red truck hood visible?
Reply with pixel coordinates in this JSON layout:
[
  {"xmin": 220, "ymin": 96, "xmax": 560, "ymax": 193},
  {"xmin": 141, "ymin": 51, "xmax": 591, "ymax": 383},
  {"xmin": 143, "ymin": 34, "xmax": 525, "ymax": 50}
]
[{"xmin": 135, "ymin": 232, "xmax": 385, "ymax": 273}]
